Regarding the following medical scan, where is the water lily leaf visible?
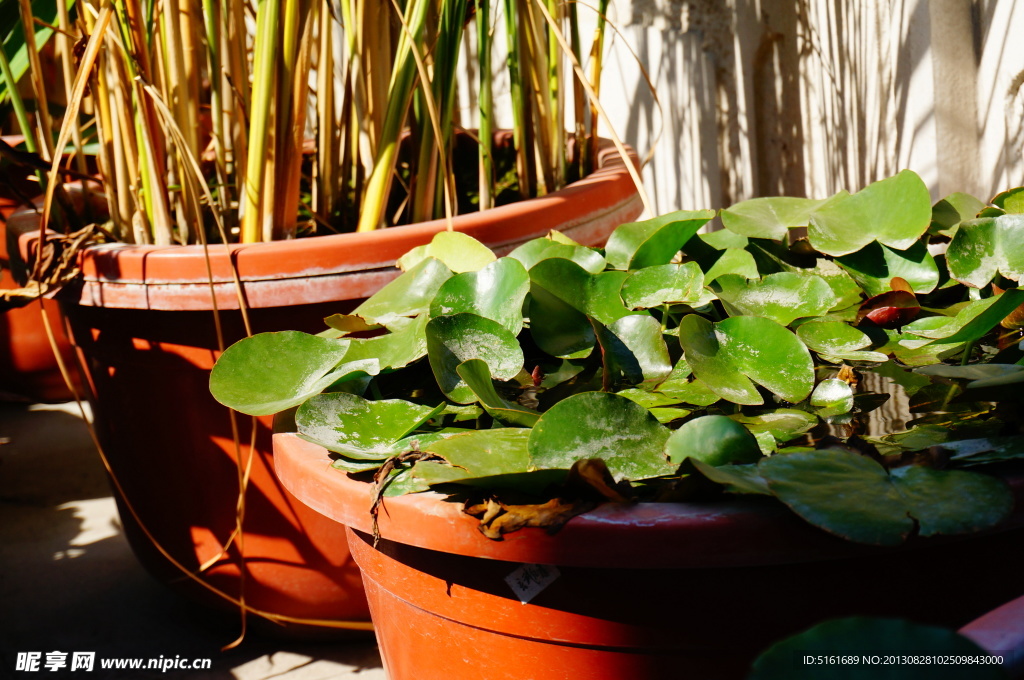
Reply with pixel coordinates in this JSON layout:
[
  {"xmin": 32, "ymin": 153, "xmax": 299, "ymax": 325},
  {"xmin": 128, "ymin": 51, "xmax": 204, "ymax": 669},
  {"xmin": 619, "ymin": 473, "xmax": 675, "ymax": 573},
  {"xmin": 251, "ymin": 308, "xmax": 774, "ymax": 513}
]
[
  {"xmin": 760, "ymin": 449, "xmax": 913, "ymax": 545},
  {"xmin": 616, "ymin": 389, "xmax": 681, "ymax": 409},
  {"xmin": 731, "ymin": 409, "xmax": 819, "ymax": 443},
  {"xmin": 419, "ymin": 428, "xmax": 533, "ymax": 479},
  {"xmin": 654, "ymin": 377, "xmax": 722, "ymax": 406},
  {"xmin": 871, "ymin": 359, "xmax": 932, "ymax": 396},
  {"xmin": 993, "ymin": 187, "xmax": 1024, "ymax": 214},
  {"xmin": 809, "ymin": 378, "xmax": 855, "ymax": 417},
  {"xmin": 296, "ymin": 392, "xmax": 445, "ymax": 459},
  {"xmin": 836, "ymin": 239, "xmax": 939, "ymax": 296},
  {"xmin": 620, "ymin": 263, "xmax": 705, "ymax": 309},
  {"xmin": 426, "ymin": 313, "xmax": 524, "ymax": 403},
  {"xmin": 720, "ymin": 196, "xmax": 832, "ymax": 240},
  {"xmin": 430, "ymin": 258, "xmax": 529, "ymax": 334},
  {"xmin": 703, "ymin": 247, "xmax": 760, "ymax": 284},
  {"xmin": 909, "ymin": 289, "xmax": 1024, "ymax": 346},
  {"xmin": 930, "ymin": 192, "xmax": 986, "ymax": 237},
  {"xmin": 527, "ymin": 283, "xmax": 595, "ymax": 358},
  {"xmin": 890, "ymin": 465, "xmax": 1012, "ymax": 537},
  {"xmin": 690, "ymin": 460, "xmax": 771, "ymax": 495},
  {"xmin": 796, "ymin": 320, "xmax": 887, "ymax": 363},
  {"xmin": 811, "ymin": 259, "xmax": 864, "ymax": 310},
  {"xmin": 665, "ymin": 415, "xmax": 762, "ymax": 466},
  {"xmin": 595, "ymin": 315, "xmax": 673, "ymax": 385},
  {"xmin": 714, "ymin": 272, "xmax": 837, "ymax": 326},
  {"xmin": 508, "ymin": 239, "xmax": 606, "ymax": 273},
  {"xmin": 396, "ymin": 231, "xmax": 496, "ymax": 273},
  {"xmin": 749, "ymin": 617, "xmax": 1004, "ymax": 680},
  {"xmin": 605, "ymin": 210, "xmax": 716, "ymax": 269},
  {"xmin": 529, "ymin": 258, "xmax": 635, "ymax": 325},
  {"xmin": 649, "ymin": 408, "xmax": 692, "ymax": 423},
  {"xmin": 455, "ymin": 359, "xmax": 539, "ymax": 427},
  {"xmin": 343, "ymin": 313, "xmax": 430, "ymax": 371},
  {"xmin": 947, "ymin": 214, "xmax": 1024, "ymax": 287},
  {"xmin": 352, "ymin": 257, "xmax": 453, "ymax": 326},
  {"xmin": 944, "ymin": 435, "xmax": 1024, "ymax": 466},
  {"xmin": 210, "ymin": 332, "xmax": 352, "ymax": 416},
  {"xmin": 528, "ymin": 392, "xmax": 675, "ymax": 480},
  {"xmin": 807, "ymin": 170, "xmax": 932, "ymax": 256},
  {"xmin": 679, "ymin": 314, "xmax": 815, "ymax": 405}
]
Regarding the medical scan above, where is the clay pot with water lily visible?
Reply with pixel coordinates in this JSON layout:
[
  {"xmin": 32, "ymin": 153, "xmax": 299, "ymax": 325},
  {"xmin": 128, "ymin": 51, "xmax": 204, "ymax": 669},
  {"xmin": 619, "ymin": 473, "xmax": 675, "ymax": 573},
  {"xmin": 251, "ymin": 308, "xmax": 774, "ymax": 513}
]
[{"xmin": 212, "ymin": 172, "xmax": 1024, "ymax": 674}]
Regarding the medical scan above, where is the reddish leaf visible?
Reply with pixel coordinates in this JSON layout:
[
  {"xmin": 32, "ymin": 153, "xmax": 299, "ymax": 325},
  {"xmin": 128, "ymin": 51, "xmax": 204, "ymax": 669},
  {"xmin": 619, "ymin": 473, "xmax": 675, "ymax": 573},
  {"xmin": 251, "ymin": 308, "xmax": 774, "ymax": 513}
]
[{"xmin": 857, "ymin": 290, "xmax": 920, "ymax": 329}]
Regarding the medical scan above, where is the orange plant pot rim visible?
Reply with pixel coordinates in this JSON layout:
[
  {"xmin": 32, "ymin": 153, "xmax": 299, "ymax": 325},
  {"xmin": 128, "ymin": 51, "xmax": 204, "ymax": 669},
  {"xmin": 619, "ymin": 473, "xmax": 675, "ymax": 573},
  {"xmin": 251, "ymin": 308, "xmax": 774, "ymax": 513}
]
[
  {"xmin": 273, "ymin": 433, "xmax": 1024, "ymax": 570},
  {"xmin": 11, "ymin": 141, "xmax": 641, "ymax": 311}
]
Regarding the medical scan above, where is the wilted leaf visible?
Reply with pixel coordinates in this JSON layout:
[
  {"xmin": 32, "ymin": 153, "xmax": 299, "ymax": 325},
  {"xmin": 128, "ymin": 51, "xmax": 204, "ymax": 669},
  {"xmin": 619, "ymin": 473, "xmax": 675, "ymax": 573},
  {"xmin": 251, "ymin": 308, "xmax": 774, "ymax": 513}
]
[{"xmin": 467, "ymin": 497, "xmax": 598, "ymax": 540}]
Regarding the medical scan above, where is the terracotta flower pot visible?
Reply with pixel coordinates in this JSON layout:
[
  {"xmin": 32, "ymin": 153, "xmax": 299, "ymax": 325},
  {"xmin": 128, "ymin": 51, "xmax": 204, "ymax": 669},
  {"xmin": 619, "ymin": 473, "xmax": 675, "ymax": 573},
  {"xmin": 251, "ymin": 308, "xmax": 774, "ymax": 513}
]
[
  {"xmin": 274, "ymin": 432, "xmax": 1024, "ymax": 677},
  {"xmin": 7, "ymin": 143, "xmax": 642, "ymax": 632}
]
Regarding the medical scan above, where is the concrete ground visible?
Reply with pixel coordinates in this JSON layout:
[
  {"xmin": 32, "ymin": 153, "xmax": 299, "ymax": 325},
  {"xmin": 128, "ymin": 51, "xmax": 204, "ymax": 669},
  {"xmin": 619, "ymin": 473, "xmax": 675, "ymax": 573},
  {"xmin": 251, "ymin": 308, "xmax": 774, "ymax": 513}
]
[{"xmin": 0, "ymin": 401, "xmax": 387, "ymax": 680}]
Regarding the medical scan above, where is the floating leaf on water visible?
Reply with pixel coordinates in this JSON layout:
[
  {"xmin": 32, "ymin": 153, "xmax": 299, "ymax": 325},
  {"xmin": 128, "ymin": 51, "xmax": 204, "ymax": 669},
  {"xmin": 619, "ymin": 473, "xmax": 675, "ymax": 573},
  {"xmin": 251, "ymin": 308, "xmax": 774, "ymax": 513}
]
[
  {"xmin": 890, "ymin": 465, "xmax": 1012, "ymax": 537},
  {"xmin": 809, "ymin": 378, "xmax": 855, "ymax": 417}
]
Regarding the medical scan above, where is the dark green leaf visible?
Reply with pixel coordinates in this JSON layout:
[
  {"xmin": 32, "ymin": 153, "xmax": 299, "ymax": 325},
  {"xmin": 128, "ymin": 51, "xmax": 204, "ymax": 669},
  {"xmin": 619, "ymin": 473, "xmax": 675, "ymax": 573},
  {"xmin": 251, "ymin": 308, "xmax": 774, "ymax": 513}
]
[
  {"xmin": 595, "ymin": 315, "xmax": 673, "ymax": 385},
  {"xmin": 890, "ymin": 466, "xmax": 1012, "ymax": 537},
  {"xmin": 690, "ymin": 460, "xmax": 771, "ymax": 495},
  {"xmin": 665, "ymin": 415, "xmax": 762, "ymax": 466},
  {"xmin": 455, "ymin": 359, "xmax": 539, "ymax": 426}
]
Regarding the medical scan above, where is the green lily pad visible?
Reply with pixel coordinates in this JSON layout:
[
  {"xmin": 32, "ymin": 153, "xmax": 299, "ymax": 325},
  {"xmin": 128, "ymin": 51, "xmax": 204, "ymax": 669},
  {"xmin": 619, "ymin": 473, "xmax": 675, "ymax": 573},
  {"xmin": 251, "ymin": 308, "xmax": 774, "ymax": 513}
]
[
  {"xmin": 720, "ymin": 196, "xmax": 831, "ymax": 240},
  {"xmin": 528, "ymin": 392, "xmax": 675, "ymax": 480},
  {"xmin": 796, "ymin": 320, "xmax": 888, "ymax": 363},
  {"xmin": 665, "ymin": 415, "xmax": 762, "ymax": 466},
  {"xmin": 809, "ymin": 378, "xmax": 855, "ymax": 417},
  {"xmin": 210, "ymin": 332, "xmax": 353, "ymax": 416},
  {"xmin": 352, "ymin": 256, "xmax": 453, "ymax": 326},
  {"xmin": 906, "ymin": 289, "xmax": 1024, "ymax": 346},
  {"xmin": 296, "ymin": 392, "xmax": 445, "ymax": 459},
  {"xmin": 993, "ymin": 187, "xmax": 1024, "ymax": 214},
  {"xmin": 679, "ymin": 314, "xmax": 815, "ymax": 405},
  {"xmin": 426, "ymin": 313, "xmax": 524, "ymax": 403},
  {"xmin": 430, "ymin": 258, "xmax": 530, "ymax": 334},
  {"xmin": 930, "ymin": 191, "xmax": 986, "ymax": 237},
  {"xmin": 731, "ymin": 409, "xmax": 819, "ymax": 443},
  {"xmin": 654, "ymin": 377, "xmax": 722, "ymax": 407},
  {"xmin": 507, "ymin": 239, "xmax": 606, "ymax": 273},
  {"xmin": 947, "ymin": 214, "xmax": 1024, "ymax": 287},
  {"xmin": 343, "ymin": 313, "xmax": 430, "ymax": 371},
  {"xmin": 620, "ymin": 263, "xmax": 705, "ymax": 309},
  {"xmin": 836, "ymin": 239, "xmax": 939, "ymax": 296},
  {"xmin": 604, "ymin": 210, "xmax": 716, "ymax": 270},
  {"xmin": 703, "ymin": 247, "xmax": 760, "ymax": 284},
  {"xmin": 713, "ymin": 272, "xmax": 837, "ymax": 326},
  {"xmin": 594, "ymin": 315, "xmax": 673, "ymax": 385},
  {"xmin": 455, "ymin": 359, "xmax": 540, "ymax": 427},
  {"xmin": 944, "ymin": 435, "xmax": 1024, "ymax": 466},
  {"xmin": 890, "ymin": 465, "xmax": 1012, "ymax": 537},
  {"xmin": 810, "ymin": 259, "xmax": 864, "ymax": 310},
  {"xmin": 419, "ymin": 428, "xmax": 533, "ymax": 479},
  {"xmin": 396, "ymin": 231, "xmax": 496, "ymax": 273},
  {"xmin": 807, "ymin": 171, "xmax": 932, "ymax": 256},
  {"xmin": 760, "ymin": 449, "xmax": 913, "ymax": 545},
  {"xmin": 527, "ymin": 283, "xmax": 596, "ymax": 358},
  {"xmin": 529, "ymin": 258, "xmax": 636, "ymax": 326}
]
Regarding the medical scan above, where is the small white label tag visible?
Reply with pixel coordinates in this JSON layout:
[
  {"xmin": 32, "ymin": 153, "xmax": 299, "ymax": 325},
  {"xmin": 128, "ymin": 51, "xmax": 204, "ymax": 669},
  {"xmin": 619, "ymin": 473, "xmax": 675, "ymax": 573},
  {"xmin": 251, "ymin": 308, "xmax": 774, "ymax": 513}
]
[{"xmin": 504, "ymin": 563, "xmax": 560, "ymax": 605}]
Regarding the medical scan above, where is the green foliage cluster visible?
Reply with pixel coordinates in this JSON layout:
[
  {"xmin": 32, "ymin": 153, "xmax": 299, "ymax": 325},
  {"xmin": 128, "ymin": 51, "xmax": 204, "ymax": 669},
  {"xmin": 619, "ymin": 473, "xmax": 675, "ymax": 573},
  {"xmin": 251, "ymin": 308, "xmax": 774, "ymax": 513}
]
[{"xmin": 211, "ymin": 172, "xmax": 1024, "ymax": 545}]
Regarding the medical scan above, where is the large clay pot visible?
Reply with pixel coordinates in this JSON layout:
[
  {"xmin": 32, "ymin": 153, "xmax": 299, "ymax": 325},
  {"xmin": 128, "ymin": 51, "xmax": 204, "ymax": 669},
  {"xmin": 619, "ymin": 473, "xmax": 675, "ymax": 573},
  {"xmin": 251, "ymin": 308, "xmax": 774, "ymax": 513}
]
[
  {"xmin": 274, "ymin": 432, "xmax": 1024, "ymax": 677},
  {"xmin": 8, "ymin": 143, "xmax": 642, "ymax": 632}
]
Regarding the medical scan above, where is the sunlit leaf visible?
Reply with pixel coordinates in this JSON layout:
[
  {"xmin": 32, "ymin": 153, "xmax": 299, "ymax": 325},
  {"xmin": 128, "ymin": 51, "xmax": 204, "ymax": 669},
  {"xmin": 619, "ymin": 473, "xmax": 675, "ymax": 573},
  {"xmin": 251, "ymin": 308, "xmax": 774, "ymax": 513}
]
[
  {"xmin": 528, "ymin": 392, "xmax": 675, "ymax": 480},
  {"xmin": 426, "ymin": 313, "xmax": 524, "ymax": 403},
  {"xmin": 210, "ymin": 332, "xmax": 353, "ymax": 416},
  {"xmin": 807, "ymin": 171, "xmax": 932, "ymax": 256},
  {"xmin": 430, "ymin": 258, "xmax": 529, "ymax": 334},
  {"xmin": 455, "ymin": 359, "xmax": 539, "ymax": 426},
  {"xmin": 595, "ymin": 315, "xmax": 673, "ymax": 385},
  {"xmin": 809, "ymin": 378, "xmax": 855, "ymax": 417},
  {"xmin": 296, "ymin": 392, "xmax": 444, "ymax": 459},
  {"xmin": 703, "ymin": 247, "xmax": 760, "ymax": 284},
  {"xmin": 604, "ymin": 210, "xmax": 715, "ymax": 269},
  {"xmin": 351, "ymin": 257, "xmax": 453, "ymax": 326},
  {"xmin": 836, "ymin": 239, "xmax": 939, "ymax": 296},
  {"xmin": 796, "ymin": 320, "xmax": 888, "ymax": 363},
  {"xmin": 947, "ymin": 214, "xmax": 1024, "ymax": 287},
  {"xmin": 714, "ymin": 272, "xmax": 837, "ymax": 326},
  {"xmin": 620, "ymin": 263, "xmax": 705, "ymax": 309},
  {"xmin": 396, "ymin": 231, "xmax": 496, "ymax": 272},
  {"xmin": 507, "ymin": 239, "xmax": 606, "ymax": 273},
  {"xmin": 720, "ymin": 196, "xmax": 831, "ymax": 240}
]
